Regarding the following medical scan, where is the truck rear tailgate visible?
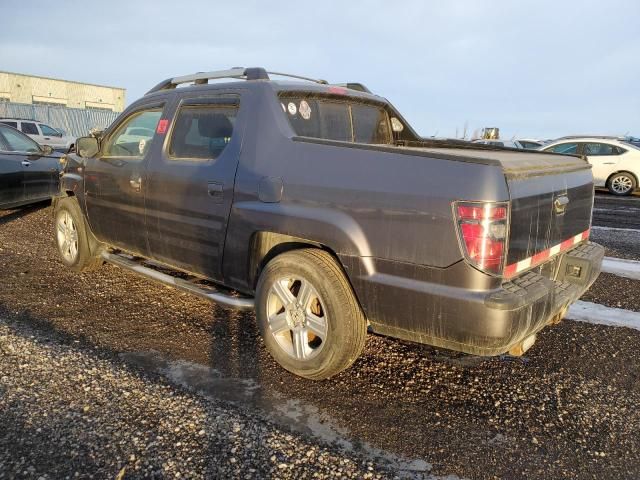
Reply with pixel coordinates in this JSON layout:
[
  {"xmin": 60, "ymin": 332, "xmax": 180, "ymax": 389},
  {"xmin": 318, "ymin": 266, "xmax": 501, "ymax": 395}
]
[
  {"xmin": 400, "ymin": 146, "xmax": 594, "ymax": 275},
  {"xmin": 506, "ymin": 168, "xmax": 593, "ymax": 271}
]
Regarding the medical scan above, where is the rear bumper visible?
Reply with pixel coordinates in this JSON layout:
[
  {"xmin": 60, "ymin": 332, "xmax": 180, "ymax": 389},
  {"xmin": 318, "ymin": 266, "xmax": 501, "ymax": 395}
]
[{"xmin": 359, "ymin": 241, "xmax": 604, "ymax": 356}]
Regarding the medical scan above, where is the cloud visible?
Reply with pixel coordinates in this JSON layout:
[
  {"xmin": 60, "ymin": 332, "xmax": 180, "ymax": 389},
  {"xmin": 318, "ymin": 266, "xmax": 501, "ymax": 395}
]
[{"xmin": 1, "ymin": 0, "xmax": 638, "ymax": 138}]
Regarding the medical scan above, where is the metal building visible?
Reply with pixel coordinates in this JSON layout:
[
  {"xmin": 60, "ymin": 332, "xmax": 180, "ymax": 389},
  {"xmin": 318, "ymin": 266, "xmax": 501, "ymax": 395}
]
[{"xmin": 0, "ymin": 71, "xmax": 125, "ymax": 112}]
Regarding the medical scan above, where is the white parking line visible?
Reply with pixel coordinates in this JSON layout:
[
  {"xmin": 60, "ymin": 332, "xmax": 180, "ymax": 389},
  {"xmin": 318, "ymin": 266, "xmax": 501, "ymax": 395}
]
[
  {"xmin": 567, "ymin": 301, "xmax": 640, "ymax": 331},
  {"xmin": 602, "ymin": 256, "xmax": 640, "ymax": 280}
]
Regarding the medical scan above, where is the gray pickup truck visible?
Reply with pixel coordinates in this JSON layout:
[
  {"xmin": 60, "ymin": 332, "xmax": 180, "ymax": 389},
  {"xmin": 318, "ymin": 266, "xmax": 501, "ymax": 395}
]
[{"xmin": 54, "ymin": 67, "xmax": 603, "ymax": 380}]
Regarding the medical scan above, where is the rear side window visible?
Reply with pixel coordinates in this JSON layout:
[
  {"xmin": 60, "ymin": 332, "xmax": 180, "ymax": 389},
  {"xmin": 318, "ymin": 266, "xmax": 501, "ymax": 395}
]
[
  {"xmin": 280, "ymin": 95, "xmax": 391, "ymax": 145},
  {"xmin": 169, "ymin": 105, "xmax": 237, "ymax": 160},
  {"xmin": 0, "ymin": 121, "xmax": 17, "ymax": 129},
  {"xmin": 20, "ymin": 122, "xmax": 39, "ymax": 135},
  {"xmin": 545, "ymin": 142, "xmax": 578, "ymax": 154},
  {"xmin": 583, "ymin": 142, "xmax": 620, "ymax": 156}
]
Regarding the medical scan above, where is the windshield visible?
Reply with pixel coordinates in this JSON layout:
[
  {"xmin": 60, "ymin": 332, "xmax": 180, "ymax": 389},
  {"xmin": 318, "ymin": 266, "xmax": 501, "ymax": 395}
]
[{"xmin": 279, "ymin": 95, "xmax": 392, "ymax": 145}]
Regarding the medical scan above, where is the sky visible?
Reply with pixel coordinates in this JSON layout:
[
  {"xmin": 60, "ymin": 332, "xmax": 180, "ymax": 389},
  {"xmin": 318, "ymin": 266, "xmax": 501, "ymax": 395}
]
[{"xmin": 1, "ymin": 0, "xmax": 639, "ymax": 140}]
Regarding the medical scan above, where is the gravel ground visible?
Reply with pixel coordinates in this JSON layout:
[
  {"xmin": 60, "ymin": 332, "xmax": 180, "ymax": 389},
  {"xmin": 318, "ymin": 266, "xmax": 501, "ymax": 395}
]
[
  {"xmin": 592, "ymin": 192, "xmax": 640, "ymax": 231},
  {"xmin": 580, "ymin": 273, "xmax": 640, "ymax": 312},
  {"xmin": 591, "ymin": 193, "xmax": 640, "ymax": 261},
  {"xmin": 0, "ymin": 318, "xmax": 395, "ymax": 480},
  {"xmin": 1, "ymin": 203, "xmax": 640, "ymax": 479}
]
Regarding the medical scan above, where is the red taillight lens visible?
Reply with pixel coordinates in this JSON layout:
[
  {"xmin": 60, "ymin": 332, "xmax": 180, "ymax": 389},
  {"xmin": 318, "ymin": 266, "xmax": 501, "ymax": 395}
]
[{"xmin": 455, "ymin": 202, "xmax": 509, "ymax": 275}]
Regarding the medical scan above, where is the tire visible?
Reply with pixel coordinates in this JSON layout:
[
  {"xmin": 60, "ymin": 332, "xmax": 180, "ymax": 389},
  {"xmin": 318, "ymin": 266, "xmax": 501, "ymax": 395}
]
[
  {"xmin": 255, "ymin": 248, "xmax": 367, "ymax": 380},
  {"xmin": 607, "ymin": 172, "xmax": 637, "ymax": 196},
  {"xmin": 54, "ymin": 197, "xmax": 104, "ymax": 272}
]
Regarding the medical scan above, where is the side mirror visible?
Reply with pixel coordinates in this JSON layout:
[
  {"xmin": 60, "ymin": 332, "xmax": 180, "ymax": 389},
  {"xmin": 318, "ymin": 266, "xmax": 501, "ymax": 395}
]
[
  {"xmin": 40, "ymin": 145, "xmax": 54, "ymax": 155},
  {"xmin": 77, "ymin": 136, "xmax": 100, "ymax": 158}
]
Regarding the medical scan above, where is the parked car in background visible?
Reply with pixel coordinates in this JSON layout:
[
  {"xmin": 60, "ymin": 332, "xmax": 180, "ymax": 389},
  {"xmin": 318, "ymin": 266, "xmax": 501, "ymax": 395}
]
[
  {"xmin": 472, "ymin": 139, "xmax": 524, "ymax": 149},
  {"xmin": 0, "ymin": 118, "xmax": 75, "ymax": 152},
  {"xmin": 622, "ymin": 136, "xmax": 640, "ymax": 149},
  {"xmin": 0, "ymin": 124, "xmax": 61, "ymax": 209},
  {"xmin": 541, "ymin": 137, "xmax": 640, "ymax": 195},
  {"xmin": 516, "ymin": 139, "xmax": 545, "ymax": 149},
  {"xmin": 54, "ymin": 67, "xmax": 603, "ymax": 380}
]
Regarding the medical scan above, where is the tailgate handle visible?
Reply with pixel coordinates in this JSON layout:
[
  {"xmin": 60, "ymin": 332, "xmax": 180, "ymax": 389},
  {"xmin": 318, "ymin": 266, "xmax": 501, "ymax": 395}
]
[{"xmin": 554, "ymin": 195, "xmax": 569, "ymax": 215}]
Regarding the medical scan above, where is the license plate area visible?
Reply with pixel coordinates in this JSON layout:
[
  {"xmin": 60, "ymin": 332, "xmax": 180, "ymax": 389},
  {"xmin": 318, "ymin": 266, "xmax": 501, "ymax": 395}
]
[{"xmin": 556, "ymin": 255, "xmax": 592, "ymax": 285}]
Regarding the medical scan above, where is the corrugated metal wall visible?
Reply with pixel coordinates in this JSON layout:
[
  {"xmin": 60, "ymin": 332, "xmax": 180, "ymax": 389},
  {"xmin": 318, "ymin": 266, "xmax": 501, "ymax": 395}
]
[{"xmin": 0, "ymin": 102, "xmax": 120, "ymax": 137}]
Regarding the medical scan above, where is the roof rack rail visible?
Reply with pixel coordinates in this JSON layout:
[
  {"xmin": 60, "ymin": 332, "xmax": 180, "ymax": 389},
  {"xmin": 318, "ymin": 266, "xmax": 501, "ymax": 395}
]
[{"xmin": 146, "ymin": 67, "xmax": 329, "ymax": 94}]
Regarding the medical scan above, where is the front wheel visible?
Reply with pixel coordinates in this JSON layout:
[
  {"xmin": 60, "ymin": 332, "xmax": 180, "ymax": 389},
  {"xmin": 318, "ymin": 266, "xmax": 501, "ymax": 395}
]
[
  {"xmin": 54, "ymin": 197, "xmax": 103, "ymax": 272},
  {"xmin": 607, "ymin": 172, "xmax": 637, "ymax": 196},
  {"xmin": 255, "ymin": 249, "xmax": 367, "ymax": 380}
]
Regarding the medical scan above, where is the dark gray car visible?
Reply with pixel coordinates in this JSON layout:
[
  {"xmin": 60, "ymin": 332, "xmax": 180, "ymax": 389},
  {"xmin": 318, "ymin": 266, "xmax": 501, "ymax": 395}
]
[
  {"xmin": 54, "ymin": 68, "xmax": 604, "ymax": 380},
  {"xmin": 0, "ymin": 124, "xmax": 60, "ymax": 209}
]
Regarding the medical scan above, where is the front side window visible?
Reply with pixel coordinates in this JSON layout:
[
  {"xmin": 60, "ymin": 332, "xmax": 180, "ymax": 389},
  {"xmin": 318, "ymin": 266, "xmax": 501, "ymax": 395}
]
[
  {"xmin": 583, "ymin": 142, "xmax": 618, "ymax": 156},
  {"xmin": 280, "ymin": 95, "xmax": 392, "ymax": 145},
  {"xmin": 39, "ymin": 124, "xmax": 61, "ymax": 136},
  {"xmin": 20, "ymin": 122, "xmax": 39, "ymax": 135},
  {"xmin": 169, "ymin": 105, "xmax": 237, "ymax": 160},
  {"xmin": 545, "ymin": 142, "xmax": 579, "ymax": 154},
  {"xmin": 103, "ymin": 109, "xmax": 162, "ymax": 158},
  {"xmin": 0, "ymin": 125, "xmax": 41, "ymax": 153}
]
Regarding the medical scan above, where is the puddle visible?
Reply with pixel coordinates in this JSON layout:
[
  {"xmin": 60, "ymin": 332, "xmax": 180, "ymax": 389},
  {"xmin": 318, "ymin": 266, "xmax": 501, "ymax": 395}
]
[{"xmin": 120, "ymin": 350, "xmax": 463, "ymax": 479}]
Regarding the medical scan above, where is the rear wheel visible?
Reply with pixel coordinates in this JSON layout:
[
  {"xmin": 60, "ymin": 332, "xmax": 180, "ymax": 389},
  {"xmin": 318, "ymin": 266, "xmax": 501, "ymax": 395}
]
[
  {"xmin": 54, "ymin": 197, "xmax": 103, "ymax": 272},
  {"xmin": 255, "ymin": 249, "xmax": 367, "ymax": 380},
  {"xmin": 607, "ymin": 172, "xmax": 636, "ymax": 196}
]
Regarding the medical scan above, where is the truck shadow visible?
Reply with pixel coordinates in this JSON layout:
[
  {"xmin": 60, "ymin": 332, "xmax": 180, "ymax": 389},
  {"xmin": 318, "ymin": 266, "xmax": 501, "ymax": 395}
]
[{"xmin": 0, "ymin": 201, "xmax": 50, "ymax": 226}]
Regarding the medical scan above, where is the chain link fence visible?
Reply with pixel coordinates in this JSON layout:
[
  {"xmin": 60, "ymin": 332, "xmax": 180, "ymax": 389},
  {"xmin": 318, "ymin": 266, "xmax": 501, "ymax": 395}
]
[{"xmin": 0, "ymin": 101, "xmax": 120, "ymax": 138}]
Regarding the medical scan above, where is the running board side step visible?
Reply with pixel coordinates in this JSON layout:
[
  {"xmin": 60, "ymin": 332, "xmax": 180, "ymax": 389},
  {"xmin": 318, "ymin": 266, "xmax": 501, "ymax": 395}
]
[{"xmin": 101, "ymin": 252, "xmax": 254, "ymax": 311}]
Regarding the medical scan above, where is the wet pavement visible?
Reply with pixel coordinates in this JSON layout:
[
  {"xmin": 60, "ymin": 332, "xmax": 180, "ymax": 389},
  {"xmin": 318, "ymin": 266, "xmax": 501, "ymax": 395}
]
[{"xmin": 0, "ymin": 197, "xmax": 639, "ymax": 479}]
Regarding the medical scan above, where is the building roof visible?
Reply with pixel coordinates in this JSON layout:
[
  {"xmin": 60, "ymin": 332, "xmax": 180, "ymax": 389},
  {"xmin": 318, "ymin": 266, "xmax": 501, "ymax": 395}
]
[{"xmin": 0, "ymin": 70, "xmax": 126, "ymax": 91}]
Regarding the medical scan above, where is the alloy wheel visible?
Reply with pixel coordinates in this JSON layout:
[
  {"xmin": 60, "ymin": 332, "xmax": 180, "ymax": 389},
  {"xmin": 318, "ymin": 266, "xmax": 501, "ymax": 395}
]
[
  {"xmin": 56, "ymin": 211, "xmax": 79, "ymax": 263},
  {"xmin": 266, "ymin": 276, "xmax": 329, "ymax": 361}
]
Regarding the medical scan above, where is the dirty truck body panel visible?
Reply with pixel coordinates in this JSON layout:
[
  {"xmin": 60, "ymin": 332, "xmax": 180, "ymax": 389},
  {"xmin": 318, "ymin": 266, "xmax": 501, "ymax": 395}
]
[{"xmin": 60, "ymin": 77, "xmax": 603, "ymax": 358}]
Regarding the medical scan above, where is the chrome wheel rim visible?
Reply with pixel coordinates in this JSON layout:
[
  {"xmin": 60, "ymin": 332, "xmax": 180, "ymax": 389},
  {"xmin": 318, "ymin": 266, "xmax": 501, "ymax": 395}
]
[
  {"xmin": 266, "ymin": 276, "xmax": 328, "ymax": 361},
  {"xmin": 56, "ymin": 211, "xmax": 79, "ymax": 263},
  {"xmin": 611, "ymin": 175, "xmax": 633, "ymax": 194}
]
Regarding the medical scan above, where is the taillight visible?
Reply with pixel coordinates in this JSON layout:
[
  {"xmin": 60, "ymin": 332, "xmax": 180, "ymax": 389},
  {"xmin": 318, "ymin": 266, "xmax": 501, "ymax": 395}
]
[{"xmin": 454, "ymin": 201, "xmax": 509, "ymax": 275}]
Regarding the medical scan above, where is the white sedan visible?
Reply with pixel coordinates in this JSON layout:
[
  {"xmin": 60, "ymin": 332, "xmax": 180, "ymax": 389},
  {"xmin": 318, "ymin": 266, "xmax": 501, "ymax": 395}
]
[{"xmin": 541, "ymin": 138, "xmax": 640, "ymax": 195}]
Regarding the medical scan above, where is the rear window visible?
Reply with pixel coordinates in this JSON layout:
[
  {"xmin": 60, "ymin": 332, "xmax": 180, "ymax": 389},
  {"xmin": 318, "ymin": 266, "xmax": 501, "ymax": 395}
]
[{"xmin": 279, "ymin": 95, "xmax": 391, "ymax": 145}]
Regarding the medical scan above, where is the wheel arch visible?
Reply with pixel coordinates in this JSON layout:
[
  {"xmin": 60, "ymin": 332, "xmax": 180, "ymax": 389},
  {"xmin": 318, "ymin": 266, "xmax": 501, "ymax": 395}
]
[
  {"xmin": 249, "ymin": 231, "xmax": 338, "ymax": 289},
  {"xmin": 607, "ymin": 170, "xmax": 638, "ymax": 185},
  {"xmin": 247, "ymin": 231, "xmax": 369, "ymax": 322}
]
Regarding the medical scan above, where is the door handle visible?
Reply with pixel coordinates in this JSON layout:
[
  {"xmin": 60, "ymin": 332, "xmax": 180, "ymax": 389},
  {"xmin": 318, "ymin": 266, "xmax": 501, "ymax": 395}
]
[
  {"xmin": 207, "ymin": 181, "xmax": 224, "ymax": 203},
  {"xmin": 44, "ymin": 137, "xmax": 51, "ymax": 140},
  {"xmin": 21, "ymin": 161, "xmax": 31, "ymax": 167},
  {"xmin": 129, "ymin": 177, "xmax": 142, "ymax": 192},
  {"xmin": 603, "ymin": 162, "xmax": 616, "ymax": 165}
]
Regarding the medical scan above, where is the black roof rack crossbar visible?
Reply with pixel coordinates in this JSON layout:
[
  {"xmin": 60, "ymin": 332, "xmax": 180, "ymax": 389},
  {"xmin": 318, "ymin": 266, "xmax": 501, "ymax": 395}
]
[{"xmin": 146, "ymin": 67, "xmax": 329, "ymax": 94}]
